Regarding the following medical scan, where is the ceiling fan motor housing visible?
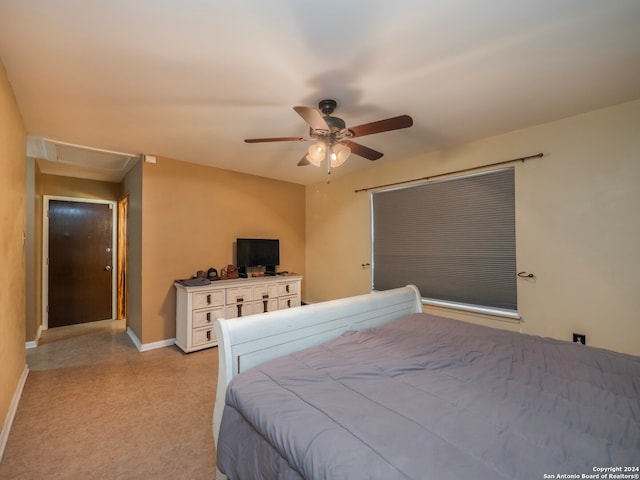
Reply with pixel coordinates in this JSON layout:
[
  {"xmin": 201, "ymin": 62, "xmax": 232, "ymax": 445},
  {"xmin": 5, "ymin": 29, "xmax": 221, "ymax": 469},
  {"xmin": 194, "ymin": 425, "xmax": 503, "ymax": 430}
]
[
  {"xmin": 324, "ymin": 116, "xmax": 346, "ymax": 132},
  {"xmin": 318, "ymin": 99, "xmax": 346, "ymax": 132}
]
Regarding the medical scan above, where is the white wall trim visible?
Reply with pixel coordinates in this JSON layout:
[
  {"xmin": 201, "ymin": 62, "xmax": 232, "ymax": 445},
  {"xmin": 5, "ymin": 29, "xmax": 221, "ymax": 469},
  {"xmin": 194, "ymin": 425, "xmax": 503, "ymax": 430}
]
[
  {"xmin": 126, "ymin": 327, "xmax": 175, "ymax": 352},
  {"xmin": 422, "ymin": 298, "xmax": 521, "ymax": 321},
  {"xmin": 0, "ymin": 365, "xmax": 29, "ymax": 462},
  {"xmin": 25, "ymin": 325, "xmax": 42, "ymax": 349},
  {"xmin": 126, "ymin": 327, "xmax": 143, "ymax": 350}
]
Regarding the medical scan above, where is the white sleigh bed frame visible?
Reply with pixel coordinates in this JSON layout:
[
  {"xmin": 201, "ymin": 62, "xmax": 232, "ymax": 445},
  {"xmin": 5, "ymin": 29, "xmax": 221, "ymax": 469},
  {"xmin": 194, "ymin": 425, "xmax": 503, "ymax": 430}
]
[
  {"xmin": 212, "ymin": 285, "xmax": 640, "ymax": 479},
  {"xmin": 212, "ymin": 285, "xmax": 422, "ymax": 475}
]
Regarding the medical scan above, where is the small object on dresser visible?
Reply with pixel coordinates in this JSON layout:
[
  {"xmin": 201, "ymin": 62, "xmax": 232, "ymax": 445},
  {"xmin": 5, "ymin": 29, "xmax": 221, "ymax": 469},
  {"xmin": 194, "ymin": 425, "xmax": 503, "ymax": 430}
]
[
  {"xmin": 176, "ymin": 277, "xmax": 211, "ymax": 287},
  {"xmin": 220, "ymin": 264, "xmax": 239, "ymax": 280},
  {"xmin": 207, "ymin": 268, "xmax": 220, "ymax": 281}
]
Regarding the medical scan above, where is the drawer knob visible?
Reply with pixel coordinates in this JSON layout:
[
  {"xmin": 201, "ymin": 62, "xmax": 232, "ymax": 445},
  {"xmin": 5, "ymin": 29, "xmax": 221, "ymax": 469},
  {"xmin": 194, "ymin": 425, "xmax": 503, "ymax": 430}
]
[
  {"xmin": 206, "ymin": 294, "xmax": 211, "ymax": 304},
  {"xmin": 206, "ymin": 312, "xmax": 211, "ymax": 322}
]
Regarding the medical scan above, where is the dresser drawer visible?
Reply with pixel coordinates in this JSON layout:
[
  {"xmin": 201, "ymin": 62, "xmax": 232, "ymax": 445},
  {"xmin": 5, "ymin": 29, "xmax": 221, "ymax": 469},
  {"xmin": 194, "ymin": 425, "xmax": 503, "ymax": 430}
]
[
  {"xmin": 252, "ymin": 298, "xmax": 278, "ymax": 314},
  {"xmin": 226, "ymin": 286, "xmax": 254, "ymax": 305},
  {"xmin": 192, "ymin": 326, "xmax": 216, "ymax": 347},
  {"xmin": 225, "ymin": 302, "xmax": 257, "ymax": 318},
  {"xmin": 278, "ymin": 295, "xmax": 300, "ymax": 309},
  {"xmin": 192, "ymin": 290, "xmax": 225, "ymax": 309},
  {"xmin": 253, "ymin": 283, "xmax": 278, "ymax": 300},
  {"xmin": 192, "ymin": 306, "xmax": 225, "ymax": 328},
  {"xmin": 277, "ymin": 282, "xmax": 299, "ymax": 297}
]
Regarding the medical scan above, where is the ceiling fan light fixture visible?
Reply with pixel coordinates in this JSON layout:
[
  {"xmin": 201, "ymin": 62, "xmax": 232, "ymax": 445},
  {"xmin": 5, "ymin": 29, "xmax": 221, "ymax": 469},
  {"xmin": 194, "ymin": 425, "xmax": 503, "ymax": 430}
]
[
  {"xmin": 307, "ymin": 142, "xmax": 325, "ymax": 167},
  {"xmin": 330, "ymin": 143, "xmax": 350, "ymax": 167}
]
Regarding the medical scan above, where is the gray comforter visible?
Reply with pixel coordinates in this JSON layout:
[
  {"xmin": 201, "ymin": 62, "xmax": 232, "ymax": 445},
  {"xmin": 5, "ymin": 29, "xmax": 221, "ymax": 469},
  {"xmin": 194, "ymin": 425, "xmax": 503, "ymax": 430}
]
[{"xmin": 217, "ymin": 313, "xmax": 640, "ymax": 479}]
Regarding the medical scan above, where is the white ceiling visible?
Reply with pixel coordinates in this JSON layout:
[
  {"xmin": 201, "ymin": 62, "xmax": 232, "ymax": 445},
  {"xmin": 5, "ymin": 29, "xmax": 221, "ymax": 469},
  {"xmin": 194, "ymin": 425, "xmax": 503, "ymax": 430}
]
[{"xmin": 1, "ymin": 0, "xmax": 639, "ymax": 185}]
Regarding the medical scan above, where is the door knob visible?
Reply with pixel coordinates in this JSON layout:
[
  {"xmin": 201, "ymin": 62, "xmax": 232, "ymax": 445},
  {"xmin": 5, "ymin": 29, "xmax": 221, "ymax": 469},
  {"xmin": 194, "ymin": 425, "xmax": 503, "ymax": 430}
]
[{"xmin": 105, "ymin": 265, "xmax": 112, "ymax": 271}]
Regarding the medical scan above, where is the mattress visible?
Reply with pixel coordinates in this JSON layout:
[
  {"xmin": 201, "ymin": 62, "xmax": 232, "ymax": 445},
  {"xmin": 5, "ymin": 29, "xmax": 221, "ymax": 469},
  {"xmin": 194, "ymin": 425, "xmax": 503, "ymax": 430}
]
[{"xmin": 217, "ymin": 313, "xmax": 640, "ymax": 479}]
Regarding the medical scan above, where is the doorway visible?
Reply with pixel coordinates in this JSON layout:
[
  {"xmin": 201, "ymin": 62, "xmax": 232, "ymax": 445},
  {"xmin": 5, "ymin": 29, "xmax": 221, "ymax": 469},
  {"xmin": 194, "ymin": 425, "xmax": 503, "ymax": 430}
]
[{"xmin": 43, "ymin": 196, "xmax": 117, "ymax": 329}]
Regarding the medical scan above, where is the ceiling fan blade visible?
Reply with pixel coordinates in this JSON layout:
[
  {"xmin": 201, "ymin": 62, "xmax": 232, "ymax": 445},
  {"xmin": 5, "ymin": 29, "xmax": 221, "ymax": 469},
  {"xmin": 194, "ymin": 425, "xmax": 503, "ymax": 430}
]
[
  {"xmin": 293, "ymin": 106, "xmax": 330, "ymax": 132},
  {"xmin": 244, "ymin": 137, "xmax": 305, "ymax": 143},
  {"xmin": 348, "ymin": 115, "xmax": 413, "ymax": 138},
  {"xmin": 341, "ymin": 140, "xmax": 384, "ymax": 161},
  {"xmin": 297, "ymin": 155, "xmax": 311, "ymax": 166}
]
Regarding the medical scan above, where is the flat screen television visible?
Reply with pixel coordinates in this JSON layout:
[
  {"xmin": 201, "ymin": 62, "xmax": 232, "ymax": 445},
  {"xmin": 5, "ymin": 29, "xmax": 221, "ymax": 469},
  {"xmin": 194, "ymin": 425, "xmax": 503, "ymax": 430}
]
[{"xmin": 236, "ymin": 238, "xmax": 280, "ymax": 274}]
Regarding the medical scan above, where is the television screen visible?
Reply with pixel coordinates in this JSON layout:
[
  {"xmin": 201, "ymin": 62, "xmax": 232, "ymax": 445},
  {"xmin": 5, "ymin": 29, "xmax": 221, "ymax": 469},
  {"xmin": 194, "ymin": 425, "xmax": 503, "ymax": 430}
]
[{"xmin": 236, "ymin": 238, "xmax": 280, "ymax": 267}]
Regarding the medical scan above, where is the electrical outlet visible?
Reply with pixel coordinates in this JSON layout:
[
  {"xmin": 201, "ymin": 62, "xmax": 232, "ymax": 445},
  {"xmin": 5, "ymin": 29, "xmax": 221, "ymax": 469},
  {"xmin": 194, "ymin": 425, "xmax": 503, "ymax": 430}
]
[{"xmin": 573, "ymin": 333, "xmax": 586, "ymax": 345}]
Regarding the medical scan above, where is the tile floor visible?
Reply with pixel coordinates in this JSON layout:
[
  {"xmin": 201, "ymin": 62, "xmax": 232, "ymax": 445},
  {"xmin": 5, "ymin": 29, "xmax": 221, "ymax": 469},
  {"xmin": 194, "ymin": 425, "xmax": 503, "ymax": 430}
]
[{"xmin": 0, "ymin": 319, "xmax": 219, "ymax": 479}]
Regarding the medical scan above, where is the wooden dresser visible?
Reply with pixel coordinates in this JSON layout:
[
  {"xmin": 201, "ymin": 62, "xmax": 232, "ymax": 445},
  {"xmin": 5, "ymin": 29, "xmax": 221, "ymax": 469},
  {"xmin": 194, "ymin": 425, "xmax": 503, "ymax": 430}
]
[{"xmin": 174, "ymin": 275, "xmax": 302, "ymax": 352}]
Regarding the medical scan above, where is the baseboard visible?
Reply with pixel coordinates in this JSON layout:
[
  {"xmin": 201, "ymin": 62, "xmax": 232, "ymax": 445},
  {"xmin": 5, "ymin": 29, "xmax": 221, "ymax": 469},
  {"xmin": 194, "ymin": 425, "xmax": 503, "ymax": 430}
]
[
  {"xmin": 0, "ymin": 365, "xmax": 29, "ymax": 462},
  {"xmin": 126, "ymin": 327, "xmax": 175, "ymax": 352},
  {"xmin": 25, "ymin": 325, "xmax": 43, "ymax": 349}
]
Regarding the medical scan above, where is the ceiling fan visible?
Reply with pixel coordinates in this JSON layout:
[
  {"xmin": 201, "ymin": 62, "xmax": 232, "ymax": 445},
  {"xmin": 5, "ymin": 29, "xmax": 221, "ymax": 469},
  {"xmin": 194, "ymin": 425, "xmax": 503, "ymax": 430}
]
[{"xmin": 244, "ymin": 99, "xmax": 413, "ymax": 179}]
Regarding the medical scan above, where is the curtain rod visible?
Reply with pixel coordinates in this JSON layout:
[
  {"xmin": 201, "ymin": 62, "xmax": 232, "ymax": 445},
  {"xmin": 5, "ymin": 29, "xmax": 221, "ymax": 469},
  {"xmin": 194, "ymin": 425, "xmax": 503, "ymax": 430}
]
[{"xmin": 354, "ymin": 152, "xmax": 544, "ymax": 193}]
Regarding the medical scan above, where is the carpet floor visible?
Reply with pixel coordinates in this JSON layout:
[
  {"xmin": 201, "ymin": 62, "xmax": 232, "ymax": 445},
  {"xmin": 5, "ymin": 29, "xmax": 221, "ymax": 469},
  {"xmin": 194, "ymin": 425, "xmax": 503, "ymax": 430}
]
[{"xmin": 0, "ymin": 319, "xmax": 218, "ymax": 479}]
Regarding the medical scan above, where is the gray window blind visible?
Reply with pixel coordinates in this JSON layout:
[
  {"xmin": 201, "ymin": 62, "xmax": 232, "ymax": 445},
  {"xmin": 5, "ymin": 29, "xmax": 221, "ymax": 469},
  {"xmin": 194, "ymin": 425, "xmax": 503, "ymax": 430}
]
[{"xmin": 372, "ymin": 168, "xmax": 516, "ymax": 311}]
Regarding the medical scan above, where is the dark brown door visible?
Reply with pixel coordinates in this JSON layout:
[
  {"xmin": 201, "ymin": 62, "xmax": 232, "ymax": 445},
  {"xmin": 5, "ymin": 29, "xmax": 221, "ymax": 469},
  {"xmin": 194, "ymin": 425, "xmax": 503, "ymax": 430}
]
[{"xmin": 48, "ymin": 200, "xmax": 113, "ymax": 328}]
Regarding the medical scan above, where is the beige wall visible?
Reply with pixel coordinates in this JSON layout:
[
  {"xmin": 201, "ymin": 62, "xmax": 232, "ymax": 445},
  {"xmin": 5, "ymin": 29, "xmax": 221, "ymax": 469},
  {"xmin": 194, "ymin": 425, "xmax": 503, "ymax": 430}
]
[
  {"xmin": 306, "ymin": 99, "xmax": 640, "ymax": 356},
  {"xmin": 25, "ymin": 159, "xmax": 37, "ymax": 343},
  {"xmin": 138, "ymin": 156, "xmax": 305, "ymax": 345},
  {"xmin": 38, "ymin": 172, "xmax": 120, "ymax": 201},
  {"xmin": 121, "ymin": 159, "xmax": 143, "ymax": 341},
  {"xmin": 0, "ymin": 61, "xmax": 26, "ymax": 439}
]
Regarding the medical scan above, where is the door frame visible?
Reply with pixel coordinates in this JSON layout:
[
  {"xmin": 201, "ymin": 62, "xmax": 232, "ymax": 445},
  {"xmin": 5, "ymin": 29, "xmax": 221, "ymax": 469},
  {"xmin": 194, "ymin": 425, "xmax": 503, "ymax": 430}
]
[
  {"xmin": 42, "ymin": 195, "xmax": 118, "ymax": 330},
  {"xmin": 117, "ymin": 195, "xmax": 128, "ymax": 323}
]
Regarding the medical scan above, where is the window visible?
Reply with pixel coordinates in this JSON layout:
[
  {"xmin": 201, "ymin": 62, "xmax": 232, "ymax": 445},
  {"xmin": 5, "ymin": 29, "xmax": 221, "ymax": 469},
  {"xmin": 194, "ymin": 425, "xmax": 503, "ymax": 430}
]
[{"xmin": 371, "ymin": 168, "xmax": 517, "ymax": 314}]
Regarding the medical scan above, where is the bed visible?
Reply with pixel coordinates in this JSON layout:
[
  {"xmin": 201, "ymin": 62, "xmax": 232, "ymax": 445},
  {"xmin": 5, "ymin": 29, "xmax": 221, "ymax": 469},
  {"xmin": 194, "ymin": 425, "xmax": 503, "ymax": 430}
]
[{"xmin": 213, "ymin": 285, "xmax": 640, "ymax": 480}]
